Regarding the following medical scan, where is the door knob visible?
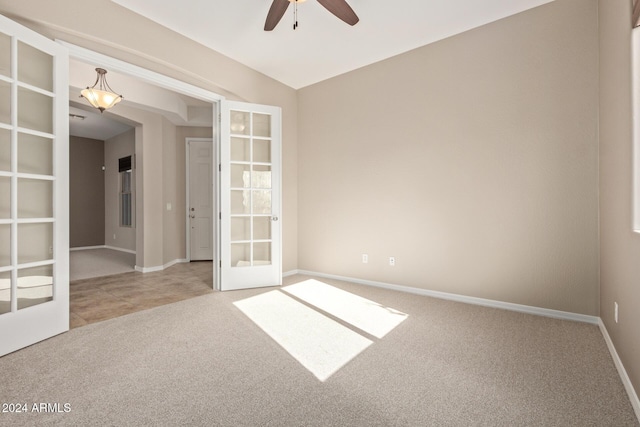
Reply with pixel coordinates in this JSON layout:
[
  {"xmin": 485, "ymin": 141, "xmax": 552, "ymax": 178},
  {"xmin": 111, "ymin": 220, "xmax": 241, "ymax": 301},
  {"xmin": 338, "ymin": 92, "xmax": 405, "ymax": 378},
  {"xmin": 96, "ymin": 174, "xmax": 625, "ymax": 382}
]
[{"xmin": 271, "ymin": 216, "xmax": 279, "ymax": 222}]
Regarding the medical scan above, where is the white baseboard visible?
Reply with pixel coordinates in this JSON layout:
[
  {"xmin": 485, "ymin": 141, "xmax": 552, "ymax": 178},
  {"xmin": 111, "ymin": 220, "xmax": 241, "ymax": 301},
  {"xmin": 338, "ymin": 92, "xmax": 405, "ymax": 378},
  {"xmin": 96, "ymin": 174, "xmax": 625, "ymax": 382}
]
[
  {"xmin": 293, "ymin": 270, "xmax": 599, "ymax": 325},
  {"xmin": 287, "ymin": 269, "xmax": 637, "ymax": 420},
  {"xmin": 135, "ymin": 258, "xmax": 188, "ymax": 273},
  {"xmin": 71, "ymin": 245, "xmax": 136, "ymax": 255},
  {"xmin": 135, "ymin": 265, "xmax": 159, "ymax": 273},
  {"xmin": 70, "ymin": 245, "xmax": 105, "ymax": 251},
  {"xmin": 104, "ymin": 245, "xmax": 136, "ymax": 255},
  {"xmin": 164, "ymin": 258, "xmax": 188, "ymax": 269},
  {"xmin": 599, "ymin": 319, "xmax": 640, "ymax": 421},
  {"xmin": 290, "ymin": 270, "xmax": 638, "ymax": 421}
]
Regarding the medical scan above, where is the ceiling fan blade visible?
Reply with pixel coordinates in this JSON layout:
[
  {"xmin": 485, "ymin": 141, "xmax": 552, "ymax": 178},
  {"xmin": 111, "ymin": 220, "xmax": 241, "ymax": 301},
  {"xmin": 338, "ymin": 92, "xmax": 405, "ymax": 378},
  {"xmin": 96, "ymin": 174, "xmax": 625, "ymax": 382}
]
[
  {"xmin": 264, "ymin": 0, "xmax": 291, "ymax": 31},
  {"xmin": 317, "ymin": 0, "xmax": 359, "ymax": 26}
]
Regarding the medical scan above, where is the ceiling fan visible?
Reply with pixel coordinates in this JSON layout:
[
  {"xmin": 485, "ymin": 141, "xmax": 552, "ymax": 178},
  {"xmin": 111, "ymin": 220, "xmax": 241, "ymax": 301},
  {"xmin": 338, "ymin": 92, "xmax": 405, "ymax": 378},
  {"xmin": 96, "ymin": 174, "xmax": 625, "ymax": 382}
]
[{"xmin": 264, "ymin": 0, "xmax": 359, "ymax": 31}]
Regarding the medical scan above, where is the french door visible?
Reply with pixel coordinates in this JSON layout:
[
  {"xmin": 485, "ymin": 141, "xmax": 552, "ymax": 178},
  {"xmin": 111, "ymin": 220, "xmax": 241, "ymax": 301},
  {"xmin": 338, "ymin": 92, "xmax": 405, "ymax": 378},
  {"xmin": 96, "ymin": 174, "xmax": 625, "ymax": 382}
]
[
  {"xmin": 0, "ymin": 15, "xmax": 69, "ymax": 355},
  {"xmin": 220, "ymin": 101, "xmax": 281, "ymax": 290}
]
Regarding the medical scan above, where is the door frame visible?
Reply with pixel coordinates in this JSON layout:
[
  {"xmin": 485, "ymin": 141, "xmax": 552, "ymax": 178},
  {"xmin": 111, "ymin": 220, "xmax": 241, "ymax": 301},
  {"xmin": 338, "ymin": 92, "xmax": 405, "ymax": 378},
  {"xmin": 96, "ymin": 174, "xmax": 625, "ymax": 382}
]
[
  {"xmin": 59, "ymin": 41, "xmax": 224, "ymax": 290},
  {"xmin": 185, "ymin": 137, "xmax": 215, "ymax": 262}
]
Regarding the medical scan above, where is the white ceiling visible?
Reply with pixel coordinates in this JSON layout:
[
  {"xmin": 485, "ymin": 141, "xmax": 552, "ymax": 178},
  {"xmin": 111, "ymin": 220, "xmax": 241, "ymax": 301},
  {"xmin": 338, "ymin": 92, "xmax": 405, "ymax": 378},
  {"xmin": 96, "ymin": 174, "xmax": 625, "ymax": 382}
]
[
  {"xmin": 110, "ymin": 0, "xmax": 554, "ymax": 89},
  {"xmin": 69, "ymin": 104, "xmax": 133, "ymax": 141}
]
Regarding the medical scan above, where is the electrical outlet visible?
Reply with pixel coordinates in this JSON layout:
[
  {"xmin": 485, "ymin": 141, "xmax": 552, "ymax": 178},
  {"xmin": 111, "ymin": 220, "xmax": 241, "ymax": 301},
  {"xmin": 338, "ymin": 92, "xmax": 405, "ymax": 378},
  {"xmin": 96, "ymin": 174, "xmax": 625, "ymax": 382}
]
[
  {"xmin": 113, "ymin": 234, "xmax": 116, "ymax": 240},
  {"xmin": 615, "ymin": 302, "xmax": 619, "ymax": 323},
  {"xmin": 389, "ymin": 257, "xmax": 395, "ymax": 266},
  {"xmin": 362, "ymin": 254, "xmax": 368, "ymax": 264}
]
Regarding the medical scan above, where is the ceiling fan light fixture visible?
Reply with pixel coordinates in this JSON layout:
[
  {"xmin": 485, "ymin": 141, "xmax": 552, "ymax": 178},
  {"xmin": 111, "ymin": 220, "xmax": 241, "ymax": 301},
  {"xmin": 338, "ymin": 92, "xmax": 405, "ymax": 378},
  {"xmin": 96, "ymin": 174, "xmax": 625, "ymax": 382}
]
[
  {"xmin": 80, "ymin": 68, "xmax": 123, "ymax": 113},
  {"xmin": 265, "ymin": 0, "xmax": 358, "ymax": 31}
]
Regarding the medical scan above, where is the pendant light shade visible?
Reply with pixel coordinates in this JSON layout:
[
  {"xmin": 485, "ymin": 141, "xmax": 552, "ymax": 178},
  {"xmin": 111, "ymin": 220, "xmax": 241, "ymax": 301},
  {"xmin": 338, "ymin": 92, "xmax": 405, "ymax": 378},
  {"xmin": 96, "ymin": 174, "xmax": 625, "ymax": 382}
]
[{"xmin": 80, "ymin": 68, "xmax": 123, "ymax": 113}]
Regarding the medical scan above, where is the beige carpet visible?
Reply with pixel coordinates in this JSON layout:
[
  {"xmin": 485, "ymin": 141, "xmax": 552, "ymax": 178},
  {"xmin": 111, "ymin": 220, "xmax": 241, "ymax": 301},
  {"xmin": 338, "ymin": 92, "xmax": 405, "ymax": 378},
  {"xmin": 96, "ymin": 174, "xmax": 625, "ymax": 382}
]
[
  {"xmin": 1, "ymin": 275, "xmax": 638, "ymax": 426},
  {"xmin": 69, "ymin": 248, "xmax": 136, "ymax": 281}
]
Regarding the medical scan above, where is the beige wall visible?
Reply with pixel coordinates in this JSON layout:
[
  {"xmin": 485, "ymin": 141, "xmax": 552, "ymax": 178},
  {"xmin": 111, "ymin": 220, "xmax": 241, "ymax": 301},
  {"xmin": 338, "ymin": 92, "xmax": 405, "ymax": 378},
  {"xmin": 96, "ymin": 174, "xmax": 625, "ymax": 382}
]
[
  {"xmin": 298, "ymin": 0, "xmax": 600, "ymax": 315},
  {"xmin": 1, "ymin": 0, "xmax": 638, "ymax": 405},
  {"xmin": 104, "ymin": 128, "xmax": 135, "ymax": 252},
  {"xmin": 106, "ymin": 105, "xmax": 165, "ymax": 269},
  {"xmin": 162, "ymin": 118, "xmax": 178, "ymax": 264},
  {"xmin": 598, "ymin": 0, "xmax": 640, "ymax": 403},
  {"xmin": 69, "ymin": 136, "xmax": 104, "ymax": 248},
  {"xmin": 160, "ymin": 125, "xmax": 216, "ymax": 264},
  {"xmin": 0, "ymin": 0, "xmax": 298, "ymax": 273}
]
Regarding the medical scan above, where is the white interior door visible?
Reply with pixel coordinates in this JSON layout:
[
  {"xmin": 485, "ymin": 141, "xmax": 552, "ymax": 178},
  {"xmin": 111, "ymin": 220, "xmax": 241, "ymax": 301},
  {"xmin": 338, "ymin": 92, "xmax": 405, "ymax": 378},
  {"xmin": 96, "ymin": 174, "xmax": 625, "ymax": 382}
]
[
  {"xmin": 0, "ymin": 15, "xmax": 69, "ymax": 355},
  {"xmin": 188, "ymin": 138, "xmax": 214, "ymax": 261},
  {"xmin": 220, "ymin": 101, "xmax": 281, "ymax": 290}
]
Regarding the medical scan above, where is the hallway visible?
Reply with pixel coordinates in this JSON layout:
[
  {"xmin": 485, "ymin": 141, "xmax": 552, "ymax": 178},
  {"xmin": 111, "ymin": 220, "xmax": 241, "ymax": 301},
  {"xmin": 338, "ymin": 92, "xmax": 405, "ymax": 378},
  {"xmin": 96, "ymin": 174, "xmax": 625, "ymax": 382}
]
[{"xmin": 69, "ymin": 261, "xmax": 213, "ymax": 328}]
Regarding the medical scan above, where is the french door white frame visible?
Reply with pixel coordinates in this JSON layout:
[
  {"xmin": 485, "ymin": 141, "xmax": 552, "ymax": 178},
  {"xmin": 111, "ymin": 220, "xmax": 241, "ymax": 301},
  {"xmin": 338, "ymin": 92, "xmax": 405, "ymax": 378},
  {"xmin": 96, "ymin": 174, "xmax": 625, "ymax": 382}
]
[
  {"xmin": 185, "ymin": 137, "xmax": 215, "ymax": 262},
  {"xmin": 0, "ymin": 14, "xmax": 70, "ymax": 356},
  {"xmin": 59, "ymin": 41, "xmax": 224, "ymax": 290},
  {"xmin": 220, "ymin": 102, "xmax": 282, "ymax": 290}
]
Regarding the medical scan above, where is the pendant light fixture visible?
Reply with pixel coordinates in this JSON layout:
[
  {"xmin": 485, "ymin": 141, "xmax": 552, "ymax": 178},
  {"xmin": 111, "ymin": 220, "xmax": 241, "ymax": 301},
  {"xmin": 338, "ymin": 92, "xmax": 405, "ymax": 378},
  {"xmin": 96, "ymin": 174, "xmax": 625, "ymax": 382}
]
[{"xmin": 80, "ymin": 68, "xmax": 123, "ymax": 113}]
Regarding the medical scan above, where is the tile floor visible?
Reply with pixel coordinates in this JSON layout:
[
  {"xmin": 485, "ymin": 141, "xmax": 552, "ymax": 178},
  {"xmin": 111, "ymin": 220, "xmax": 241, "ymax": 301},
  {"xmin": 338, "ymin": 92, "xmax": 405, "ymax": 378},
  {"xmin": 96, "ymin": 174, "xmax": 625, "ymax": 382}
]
[{"xmin": 69, "ymin": 261, "xmax": 214, "ymax": 329}]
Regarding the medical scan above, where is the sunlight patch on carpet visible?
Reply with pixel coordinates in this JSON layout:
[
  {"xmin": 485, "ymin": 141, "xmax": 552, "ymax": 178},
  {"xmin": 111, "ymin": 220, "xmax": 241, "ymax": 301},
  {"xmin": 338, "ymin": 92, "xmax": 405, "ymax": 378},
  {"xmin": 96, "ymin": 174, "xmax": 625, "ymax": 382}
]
[
  {"xmin": 282, "ymin": 279, "xmax": 408, "ymax": 339},
  {"xmin": 234, "ymin": 290, "xmax": 372, "ymax": 381},
  {"xmin": 234, "ymin": 280, "xmax": 409, "ymax": 381}
]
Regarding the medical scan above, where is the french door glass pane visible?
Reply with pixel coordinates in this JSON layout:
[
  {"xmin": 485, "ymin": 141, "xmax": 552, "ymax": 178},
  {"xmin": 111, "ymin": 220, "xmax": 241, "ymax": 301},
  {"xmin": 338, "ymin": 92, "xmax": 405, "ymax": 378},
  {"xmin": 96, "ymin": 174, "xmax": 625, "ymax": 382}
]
[
  {"xmin": 0, "ymin": 81, "xmax": 10, "ymax": 125},
  {"xmin": 231, "ymin": 137, "xmax": 250, "ymax": 162},
  {"xmin": 253, "ymin": 242, "xmax": 271, "ymax": 264},
  {"xmin": 252, "ymin": 190, "xmax": 271, "ymax": 214},
  {"xmin": 0, "ymin": 224, "xmax": 9, "ymax": 266},
  {"xmin": 17, "ymin": 41, "xmax": 53, "ymax": 92},
  {"xmin": 17, "ymin": 264, "xmax": 53, "ymax": 310},
  {"xmin": 231, "ymin": 217, "xmax": 251, "ymax": 241},
  {"xmin": 18, "ymin": 178, "xmax": 52, "ymax": 218},
  {"xmin": 253, "ymin": 216, "xmax": 271, "ymax": 240},
  {"xmin": 230, "ymin": 111, "xmax": 250, "ymax": 135},
  {"xmin": 231, "ymin": 243, "xmax": 250, "ymax": 267},
  {"xmin": 18, "ymin": 133, "xmax": 53, "ymax": 175},
  {"xmin": 18, "ymin": 223, "xmax": 53, "ymax": 264},
  {"xmin": 18, "ymin": 87, "xmax": 53, "ymax": 134},
  {"xmin": 0, "ymin": 177, "xmax": 9, "ymax": 219},
  {"xmin": 253, "ymin": 113, "xmax": 271, "ymax": 138},
  {"xmin": 0, "ymin": 128, "xmax": 9, "ymax": 171},
  {"xmin": 0, "ymin": 32, "xmax": 9, "ymax": 76},
  {"xmin": 231, "ymin": 164, "xmax": 251, "ymax": 188},
  {"xmin": 252, "ymin": 165, "xmax": 271, "ymax": 188},
  {"xmin": 231, "ymin": 190, "xmax": 250, "ymax": 214},
  {"xmin": 0, "ymin": 271, "xmax": 9, "ymax": 315},
  {"xmin": 253, "ymin": 139, "xmax": 271, "ymax": 163}
]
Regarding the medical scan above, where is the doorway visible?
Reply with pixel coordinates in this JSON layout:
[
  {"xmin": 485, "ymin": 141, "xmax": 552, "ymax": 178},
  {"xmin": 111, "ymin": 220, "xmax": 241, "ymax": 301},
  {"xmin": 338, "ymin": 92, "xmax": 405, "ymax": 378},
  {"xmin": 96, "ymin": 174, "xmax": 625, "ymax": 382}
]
[
  {"xmin": 68, "ymin": 104, "xmax": 137, "ymax": 281},
  {"xmin": 2, "ymin": 15, "xmax": 289, "ymax": 355},
  {"xmin": 64, "ymin": 41, "xmax": 283, "ymax": 292}
]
